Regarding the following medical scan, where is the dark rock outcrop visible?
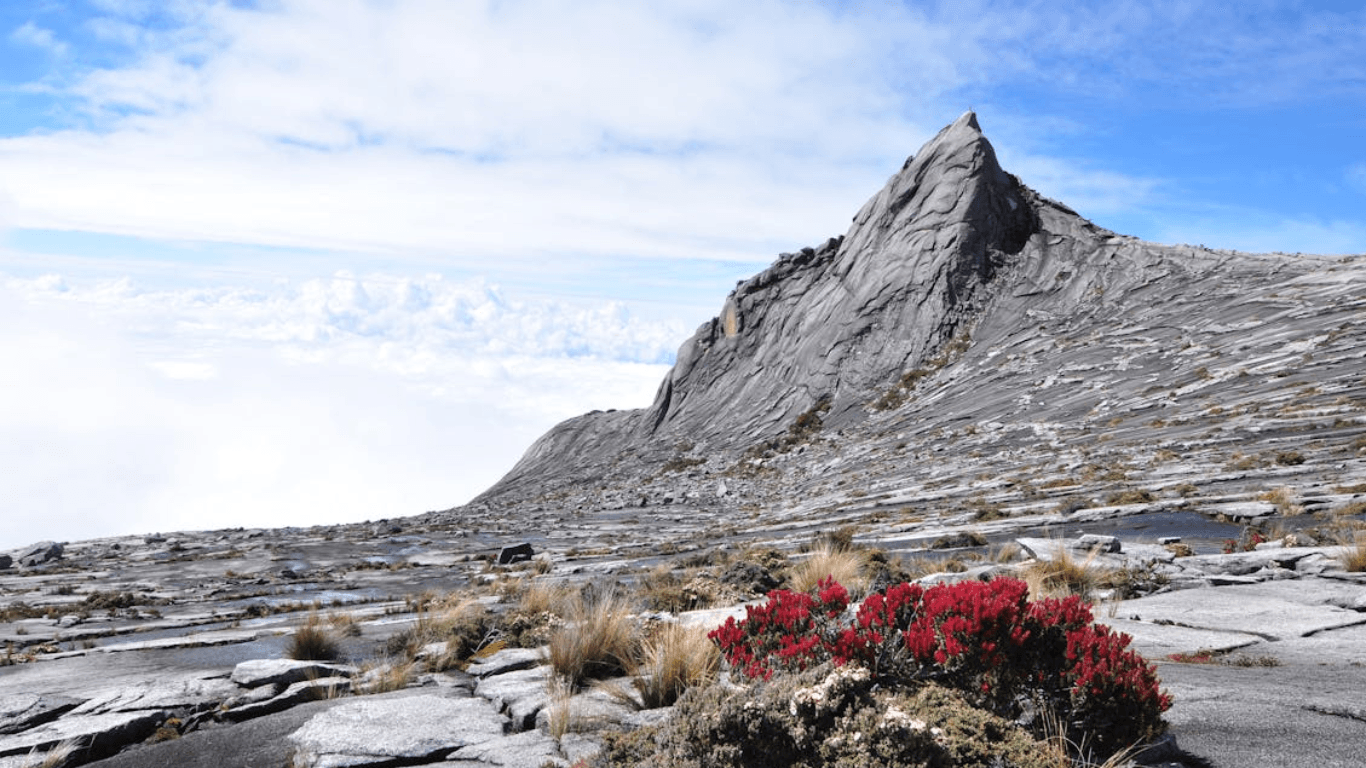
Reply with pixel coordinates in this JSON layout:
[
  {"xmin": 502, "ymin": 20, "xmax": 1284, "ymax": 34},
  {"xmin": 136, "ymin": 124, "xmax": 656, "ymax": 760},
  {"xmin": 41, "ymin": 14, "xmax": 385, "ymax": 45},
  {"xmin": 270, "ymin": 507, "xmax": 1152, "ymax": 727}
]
[{"xmin": 16, "ymin": 541, "xmax": 64, "ymax": 568}]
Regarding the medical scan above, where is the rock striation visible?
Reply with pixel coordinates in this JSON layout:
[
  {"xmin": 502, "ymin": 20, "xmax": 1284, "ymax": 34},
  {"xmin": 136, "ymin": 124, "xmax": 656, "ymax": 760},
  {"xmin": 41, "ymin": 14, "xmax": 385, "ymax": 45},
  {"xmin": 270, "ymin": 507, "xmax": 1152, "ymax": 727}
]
[{"xmin": 475, "ymin": 110, "xmax": 1359, "ymax": 512}]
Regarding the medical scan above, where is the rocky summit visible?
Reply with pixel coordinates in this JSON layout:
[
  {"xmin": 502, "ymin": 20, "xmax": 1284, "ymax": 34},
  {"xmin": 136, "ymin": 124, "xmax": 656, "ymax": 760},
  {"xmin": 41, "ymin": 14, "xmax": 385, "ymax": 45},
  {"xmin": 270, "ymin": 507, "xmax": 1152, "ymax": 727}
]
[{"xmin": 3, "ymin": 114, "xmax": 1366, "ymax": 768}]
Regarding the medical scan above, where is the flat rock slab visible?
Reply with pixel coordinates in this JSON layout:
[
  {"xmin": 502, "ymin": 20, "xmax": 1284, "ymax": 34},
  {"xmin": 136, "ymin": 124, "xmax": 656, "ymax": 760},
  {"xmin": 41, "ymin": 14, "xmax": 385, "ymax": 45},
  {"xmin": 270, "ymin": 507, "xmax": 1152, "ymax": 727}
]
[
  {"xmin": 96, "ymin": 628, "xmax": 274, "ymax": 654},
  {"xmin": 475, "ymin": 667, "xmax": 551, "ymax": 731},
  {"xmin": 448, "ymin": 729, "xmax": 562, "ymax": 768},
  {"xmin": 0, "ymin": 709, "xmax": 166, "ymax": 760},
  {"xmin": 466, "ymin": 647, "xmax": 545, "ymax": 678},
  {"xmin": 1117, "ymin": 580, "xmax": 1366, "ymax": 640},
  {"xmin": 289, "ymin": 695, "xmax": 506, "ymax": 768},
  {"xmin": 224, "ymin": 676, "xmax": 352, "ymax": 722},
  {"xmin": 1161, "ymin": 660, "xmax": 1366, "ymax": 768},
  {"xmin": 68, "ymin": 675, "xmax": 240, "ymax": 716},
  {"xmin": 534, "ymin": 685, "xmax": 638, "ymax": 734},
  {"xmin": 0, "ymin": 694, "xmax": 82, "ymax": 736},
  {"xmin": 1104, "ymin": 617, "xmax": 1263, "ymax": 659},
  {"xmin": 231, "ymin": 659, "xmax": 358, "ymax": 689}
]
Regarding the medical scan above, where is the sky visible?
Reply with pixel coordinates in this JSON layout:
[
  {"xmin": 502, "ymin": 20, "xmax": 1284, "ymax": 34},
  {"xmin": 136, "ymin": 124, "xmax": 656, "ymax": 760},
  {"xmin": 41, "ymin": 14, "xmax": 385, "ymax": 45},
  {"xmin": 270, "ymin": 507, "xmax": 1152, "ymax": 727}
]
[{"xmin": 2, "ymin": 0, "xmax": 1364, "ymax": 550}]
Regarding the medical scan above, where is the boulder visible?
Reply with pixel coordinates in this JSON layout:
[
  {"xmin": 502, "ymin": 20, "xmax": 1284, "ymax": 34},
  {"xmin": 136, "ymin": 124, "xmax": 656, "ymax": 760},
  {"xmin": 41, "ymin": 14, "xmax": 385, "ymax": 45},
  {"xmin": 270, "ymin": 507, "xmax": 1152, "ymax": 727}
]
[
  {"xmin": 498, "ymin": 543, "xmax": 535, "ymax": 565},
  {"xmin": 1076, "ymin": 534, "xmax": 1121, "ymax": 553},
  {"xmin": 0, "ymin": 555, "xmax": 11, "ymax": 570},
  {"xmin": 16, "ymin": 541, "xmax": 63, "ymax": 567}
]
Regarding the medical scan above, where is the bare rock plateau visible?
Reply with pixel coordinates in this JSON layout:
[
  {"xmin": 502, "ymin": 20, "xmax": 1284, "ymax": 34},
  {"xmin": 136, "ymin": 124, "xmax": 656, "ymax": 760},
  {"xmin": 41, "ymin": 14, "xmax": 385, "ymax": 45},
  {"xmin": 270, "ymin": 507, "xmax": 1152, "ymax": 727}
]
[{"xmin": 3, "ymin": 113, "xmax": 1365, "ymax": 767}]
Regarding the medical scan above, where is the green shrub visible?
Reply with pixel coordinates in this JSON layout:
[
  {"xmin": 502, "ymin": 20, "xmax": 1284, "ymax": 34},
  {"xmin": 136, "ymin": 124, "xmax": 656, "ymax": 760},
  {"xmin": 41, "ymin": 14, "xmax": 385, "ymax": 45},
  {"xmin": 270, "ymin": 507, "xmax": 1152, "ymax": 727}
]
[{"xmin": 602, "ymin": 665, "xmax": 1061, "ymax": 768}]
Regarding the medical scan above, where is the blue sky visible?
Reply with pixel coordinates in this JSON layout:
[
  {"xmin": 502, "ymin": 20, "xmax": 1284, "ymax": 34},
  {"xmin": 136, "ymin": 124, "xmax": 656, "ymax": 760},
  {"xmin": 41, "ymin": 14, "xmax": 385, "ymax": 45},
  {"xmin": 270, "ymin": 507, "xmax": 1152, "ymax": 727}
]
[{"xmin": 1, "ymin": 0, "xmax": 1364, "ymax": 549}]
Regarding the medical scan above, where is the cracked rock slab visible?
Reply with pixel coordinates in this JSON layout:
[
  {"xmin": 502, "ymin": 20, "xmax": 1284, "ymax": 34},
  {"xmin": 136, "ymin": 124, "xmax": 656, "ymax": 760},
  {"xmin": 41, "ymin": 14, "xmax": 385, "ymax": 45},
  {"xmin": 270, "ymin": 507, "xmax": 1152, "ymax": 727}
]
[
  {"xmin": 0, "ymin": 709, "xmax": 167, "ymax": 761},
  {"xmin": 288, "ymin": 695, "xmax": 506, "ymax": 768},
  {"xmin": 0, "ymin": 695, "xmax": 82, "ymax": 736},
  {"xmin": 230, "ymin": 659, "xmax": 357, "ymax": 689},
  {"xmin": 448, "ymin": 729, "xmax": 561, "ymax": 768},
  {"xmin": 1118, "ymin": 579, "xmax": 1366, "ymax": 641}
]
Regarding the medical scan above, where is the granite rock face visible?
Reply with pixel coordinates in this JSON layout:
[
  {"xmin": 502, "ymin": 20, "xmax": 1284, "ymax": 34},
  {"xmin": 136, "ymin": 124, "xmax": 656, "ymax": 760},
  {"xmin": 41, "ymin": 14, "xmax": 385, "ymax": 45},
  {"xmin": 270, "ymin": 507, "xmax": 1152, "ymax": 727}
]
[{"xmin": 477, "ymin": 110, "xmax": 1345, "ymax": 509}]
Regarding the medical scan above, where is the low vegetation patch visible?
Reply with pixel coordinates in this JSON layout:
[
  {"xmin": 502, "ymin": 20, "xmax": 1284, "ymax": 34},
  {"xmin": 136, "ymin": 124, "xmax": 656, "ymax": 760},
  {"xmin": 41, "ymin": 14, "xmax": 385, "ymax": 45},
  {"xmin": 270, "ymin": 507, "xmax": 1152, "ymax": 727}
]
[
  {"xmin": 606, "ymin": 576, "xmax": 1168, "ymax": 766},
  {"xmin": 548, "ymin": 588, "xmax": 640, "ymax": 690},
  {"xmin": 629, "ymin": 622, "xmax": 720, "ymax": 709},
  {"xmin": 1341, "ymin": 538, "xmax": 1366, "ymax": 573}
]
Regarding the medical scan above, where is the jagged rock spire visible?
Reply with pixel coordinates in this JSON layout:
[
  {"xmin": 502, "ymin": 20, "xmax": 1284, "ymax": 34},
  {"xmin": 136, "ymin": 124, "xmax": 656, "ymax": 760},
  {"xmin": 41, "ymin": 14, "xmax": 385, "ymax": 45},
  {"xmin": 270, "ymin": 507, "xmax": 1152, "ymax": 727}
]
[
  {"xmin": 479, "ymin": 113, "xmax": 1101, "ymax": 498},
  {"xmin": 641, "ymin": 111, "xmax": 1037, "ymax": 441}
]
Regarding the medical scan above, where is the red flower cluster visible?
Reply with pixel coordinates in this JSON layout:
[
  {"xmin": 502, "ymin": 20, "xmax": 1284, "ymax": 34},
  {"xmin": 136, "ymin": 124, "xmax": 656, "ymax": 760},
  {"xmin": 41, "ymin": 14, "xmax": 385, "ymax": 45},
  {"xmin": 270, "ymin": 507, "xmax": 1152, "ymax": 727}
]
[
  {"xmin": 709, "ymin": 576, "xmax": 850, "ymax": 680},
  {"xmin": 709, "ymin": 576, "xmax": 1171, "ymax": 756}
]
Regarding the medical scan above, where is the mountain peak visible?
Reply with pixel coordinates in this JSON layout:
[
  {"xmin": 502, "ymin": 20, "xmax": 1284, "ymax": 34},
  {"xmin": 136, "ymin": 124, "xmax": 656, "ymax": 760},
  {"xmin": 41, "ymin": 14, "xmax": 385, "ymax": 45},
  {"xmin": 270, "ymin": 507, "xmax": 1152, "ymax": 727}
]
[{"xmin": 473, "ymin": 114, "xmax": 1162, "ymax": 499}]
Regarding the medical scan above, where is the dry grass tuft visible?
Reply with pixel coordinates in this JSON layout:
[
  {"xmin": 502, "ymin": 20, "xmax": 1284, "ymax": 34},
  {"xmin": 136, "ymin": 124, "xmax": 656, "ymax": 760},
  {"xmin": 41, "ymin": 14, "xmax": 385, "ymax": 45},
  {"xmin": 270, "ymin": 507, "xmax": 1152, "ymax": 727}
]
[
  {"xmin": 1036, "ymin": 705, "xmax": 1144, "ymax": 768},
  {"xmin": 1021, "ymin": 545, "xmax": 1107, "ymax": 600},
  {"xmin": 288, "ymin": 613, "xmax": 341, "ymax": 661},
  {"xmin": 1258, "ymin": 486, "xmax": 1304, "ymax": 515},
  {"xmin": 547, "ymin": 589, "xmax": 640, "ymax": 690},
  {"xmin": 20, "ymin": 738, "xmax": 81, "ymax": 768},
  {"xmin": 786, "ymin": 545, "xmax": 870, "ymax": 596},
  {"xmin": 518, "ymin": 579, "xmax": 576, "ymax": 617},
  {"xmin": 630, "ymin": 623, "xmax": 721, "ymax": 709},
  {"xmin": 355, "ymin": 660, "xmax": 415, "ymax": 695},
  {"xmin": 1341, "ymin": 536, "xmax": 1366, "ymax": 573}
]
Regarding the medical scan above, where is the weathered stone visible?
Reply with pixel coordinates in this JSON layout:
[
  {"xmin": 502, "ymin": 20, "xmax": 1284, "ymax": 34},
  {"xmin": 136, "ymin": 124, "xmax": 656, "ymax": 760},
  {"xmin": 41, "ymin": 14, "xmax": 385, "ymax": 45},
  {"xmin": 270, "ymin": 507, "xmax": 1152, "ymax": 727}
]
[
  {"xmin": 498, "ymin": 543, "xmax": 535, "ymax": 565},
  {"xmin": 466, "ymin": 647, "xmax": 545, "ymax": 678},
  {"xmin": 68, "ymin": 675, "xmax": 240, "ymax": 716},
  {"xmin": 475, "ymin": 667, "xmax": 551, "ymax": 732},
  {"xmin": 0, "ymin": 554, "xmax": 11, "ymax": 570},
  {"xmin": 0, "ymin": 709, "xmax": 166, "ymax": 762},
  {"xmin": 1076, "ymin": 534, "xmax": 1121, "ymax": 553},
  {"xmin": 448, "ymin": 729, "xmax": 562, "ymax": 768},
  {"xmin": 223, "ymin": 677, "xmax": 351, "ymax": 722},
  {"xmin": 1119, "ymin": 580, "xmax": 1366, "ymax": 641},
  {"xmin": 0, "ymin": 695, "xmax": 82, "ymax": 736},
  {"xmin": 230, "ymin": 659, "xmax": 357, "ymax": 689},
  {"xmin": 15, "ymin": 541, "xmax": 63, "ymax": 567},
  {"xmin": 533, "ymin": 685, "xmax": 639, "ymax": 734},
  {"xmin": 288, "ymin": 695, "xmax": 505, "ymax": 768}
]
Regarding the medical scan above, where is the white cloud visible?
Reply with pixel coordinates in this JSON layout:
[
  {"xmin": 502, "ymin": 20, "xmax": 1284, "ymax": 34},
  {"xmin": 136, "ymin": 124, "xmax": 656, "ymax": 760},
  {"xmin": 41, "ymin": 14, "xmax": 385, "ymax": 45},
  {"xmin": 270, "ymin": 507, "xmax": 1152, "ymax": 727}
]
[
  {"xmin": 0, "ymin": 272, "xmax": 677, "ymax": 550},
  {"xmin": 9, "ymin": 21, "xmax": 68, "ymax": 55}
]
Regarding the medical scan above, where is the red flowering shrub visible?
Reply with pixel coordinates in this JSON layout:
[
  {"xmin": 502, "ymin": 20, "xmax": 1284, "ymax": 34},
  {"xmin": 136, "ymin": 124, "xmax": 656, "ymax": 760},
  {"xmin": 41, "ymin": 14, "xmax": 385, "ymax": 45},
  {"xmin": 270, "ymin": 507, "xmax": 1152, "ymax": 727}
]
[
  {"xmin": 708, "ymin": 576, "xmax": 1170, "ymax": 760},
  {"xmin": 709, "ymin": 576, "xmax": 849, "ymax": 680}
]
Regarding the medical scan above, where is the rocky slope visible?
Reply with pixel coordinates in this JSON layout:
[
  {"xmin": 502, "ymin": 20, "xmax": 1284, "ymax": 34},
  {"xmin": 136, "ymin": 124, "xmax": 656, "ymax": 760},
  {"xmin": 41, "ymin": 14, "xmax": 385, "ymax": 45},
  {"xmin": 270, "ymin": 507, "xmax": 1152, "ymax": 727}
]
[{"xmin": 470, "ymin": 111, "xmax": 1366, "ymax": 525}]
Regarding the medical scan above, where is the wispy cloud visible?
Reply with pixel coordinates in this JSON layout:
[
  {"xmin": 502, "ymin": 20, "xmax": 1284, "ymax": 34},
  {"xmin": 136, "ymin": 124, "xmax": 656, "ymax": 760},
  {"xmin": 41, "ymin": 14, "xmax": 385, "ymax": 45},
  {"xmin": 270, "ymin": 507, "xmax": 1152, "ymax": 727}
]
[{"xmin": 9, "ymin": 21, "xmax": 68, "ymax": 56}]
